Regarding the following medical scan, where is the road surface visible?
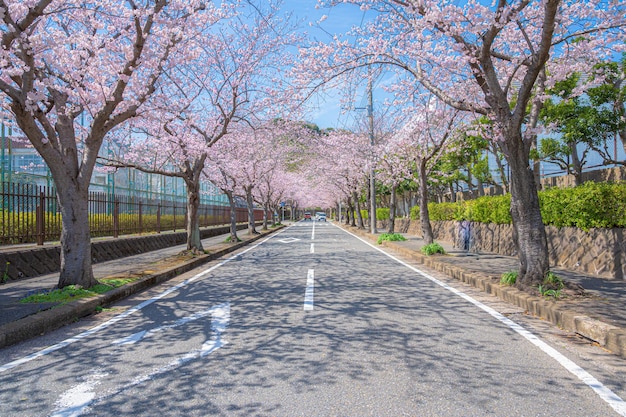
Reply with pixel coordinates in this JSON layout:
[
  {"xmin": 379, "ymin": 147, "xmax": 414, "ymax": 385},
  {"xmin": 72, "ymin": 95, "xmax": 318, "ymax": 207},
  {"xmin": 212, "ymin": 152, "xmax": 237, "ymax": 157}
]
[{"xmin": 1, "ymin": 221, "xmax": 625, "ymax": 416}]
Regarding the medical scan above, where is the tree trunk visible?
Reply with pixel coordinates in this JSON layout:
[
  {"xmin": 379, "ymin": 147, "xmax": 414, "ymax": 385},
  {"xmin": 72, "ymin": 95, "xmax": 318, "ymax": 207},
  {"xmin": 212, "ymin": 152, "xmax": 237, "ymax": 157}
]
[
  {"xmin": 388, "ymin": 184, "xmax": 396, "ymax": 233},
  {"xmin": 346, "ymin": 197, "xmax": 354, "ymax": 226},
  {"xmin": 184, "ymin": 176, "xmax": 203, "ymax": 253},
  {"xmin": 490, "ymin": 143, "xmax": 509, "ymax": 194},
  {"xmin": 262, "ymin": 202, "xmax": 269, "ymax": 230},
  {"xmin": 245, "ymin": 186, "xmax": 258, "ymax": 235},
  {"xmin": 13, "ymin": 105, "xmax": 100, "ymax": 289},
  {"xmin": 353, "ymin": 191, "xmax": 365, "ymax": 229},
  {"xmin": 56, "ymin": 184, "xmax": 98, "ymax": 289},
  {"xmin": 501, "ymin": 134, "xmax": 549, "ymax": 289},
  {"xmin": 570, "ymin": 142, "xmax": 583, "ymax": 186},
  {"xmin": 476, "ymin": 177, "xmax": 485, "ymax": 197},
  {"xmin": 418, "ymin": 159, "xmax": 434, "ymax": 245},
  {"xmin": 467, "ymin": 168, "xmax": 475, "ymax": 198},
  {"xmin": 449, "ymin": 183, "xmax": 457, "ymax": 203},
  {"xmin": 225, "ymin": 190, "xmax": 238, "ymax": 243},
  {"xmin": 350, "ymin": 200, "xmax": 356, "ymax": 227}
]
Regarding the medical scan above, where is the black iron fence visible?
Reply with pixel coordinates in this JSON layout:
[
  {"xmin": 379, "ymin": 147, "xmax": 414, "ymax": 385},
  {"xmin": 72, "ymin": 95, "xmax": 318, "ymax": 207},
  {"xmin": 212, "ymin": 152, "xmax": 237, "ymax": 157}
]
[{"xmin": 0, "ymin": 182, "xmax": 263, "ymax": 245}]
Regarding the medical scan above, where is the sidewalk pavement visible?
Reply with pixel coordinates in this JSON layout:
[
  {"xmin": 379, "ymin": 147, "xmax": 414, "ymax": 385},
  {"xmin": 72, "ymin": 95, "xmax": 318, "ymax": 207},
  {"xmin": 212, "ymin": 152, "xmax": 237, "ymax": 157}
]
[
  {"xmin": 344, "ymin": 225, "xmax": 626, "ymax": 359},
  {"xmin": 0, "ymin": 227, "xmax": 283, "ymax": 349},
  {"xmin": 1, "ymin": 222, "xmax": 625, "ymax": 360}
]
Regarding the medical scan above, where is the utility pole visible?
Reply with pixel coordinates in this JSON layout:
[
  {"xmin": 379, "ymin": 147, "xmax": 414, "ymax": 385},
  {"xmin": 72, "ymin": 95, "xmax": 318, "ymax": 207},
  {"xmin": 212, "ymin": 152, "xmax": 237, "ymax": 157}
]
[{"xmin": 368, "ymin": 65, "xmax": 377, "ymax": 234}]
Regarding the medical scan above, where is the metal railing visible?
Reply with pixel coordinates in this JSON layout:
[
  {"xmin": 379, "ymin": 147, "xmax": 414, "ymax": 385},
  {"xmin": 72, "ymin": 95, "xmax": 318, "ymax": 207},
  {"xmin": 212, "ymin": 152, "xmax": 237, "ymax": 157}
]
[{"xmin": 0, "ymin": 182, "xmax": 263, "ymax": 245}]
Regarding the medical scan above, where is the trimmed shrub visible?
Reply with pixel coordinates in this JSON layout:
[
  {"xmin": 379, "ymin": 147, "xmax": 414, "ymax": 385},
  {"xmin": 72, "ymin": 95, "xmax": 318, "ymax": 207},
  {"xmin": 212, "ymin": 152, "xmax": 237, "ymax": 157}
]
[
  {"xmin": 376, "ymin": 207, "xmax": 390, "ymax": 220},
  {"xmin": 467, "ymin": 195, "xmax": 511, "ymax": 224},
  {"xmin": 540, "ymin": 182, "xmax": 626, "ymax": 231},
  {"xmin": 427, "ymin": 202, "xmax": 460, "ymax": 222},
  {"xmin": 410, "ymin": 205, "xmax": 420, "ymax": 220}
]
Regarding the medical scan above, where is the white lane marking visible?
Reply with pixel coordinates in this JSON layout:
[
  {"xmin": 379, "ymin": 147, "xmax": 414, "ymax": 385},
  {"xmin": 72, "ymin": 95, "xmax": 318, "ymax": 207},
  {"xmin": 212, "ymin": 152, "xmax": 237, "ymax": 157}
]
[
  {"xmin": 311, "ymin": 221, "xmax": 315, "ymax": 240},
  {"xmin": 51, "ymin": 304, "xmax": 230, "ymax": 417},
  {"xmin": 0, "ymin": 228, "xmax": 290, "ymax": 374},
  {"xmin": 112, "ymin": 304, "xmax": 225, "ymax": 346},
  {"xmin": 310, "ymin": 243, "xmax": 315, "ymax": 254},
  {"xmin": 338, "ymin": 225, "xmax": 626, "ymax": 417},
  {"xmin": 200, "ymin": 303, "xmax": 230, "ymax": 356},
  {"xmin": 279, "ymin": 237, "xmax": 300, "ymax": 243},
  {"xmin": 50, "ymin": 371, "xmax": 108, "ymax": 417},
  {"xmin": 304, "ymin": 269, "xmax": 315, "ymax": 311}
]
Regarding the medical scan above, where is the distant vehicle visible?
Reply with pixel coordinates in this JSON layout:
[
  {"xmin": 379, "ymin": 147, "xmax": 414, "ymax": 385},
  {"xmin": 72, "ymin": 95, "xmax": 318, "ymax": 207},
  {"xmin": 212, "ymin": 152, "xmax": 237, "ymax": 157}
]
[
  {"xmin": 304, "ymin": 212, "xmax": 312, "ymax": 220},
  {"xmin": 315, "ymin": 212, "xmax": 326, "ymax": 222}
]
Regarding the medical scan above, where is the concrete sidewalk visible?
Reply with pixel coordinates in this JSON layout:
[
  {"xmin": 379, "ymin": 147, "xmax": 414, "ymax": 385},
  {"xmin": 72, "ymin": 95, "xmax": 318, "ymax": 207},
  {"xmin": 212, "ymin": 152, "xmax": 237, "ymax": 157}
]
[
  {"xmin": 0, "ymin": 227, "xmax": 283, "ymax": 349},
  {"xmin": 345, "ymin": 226, "xmax": 626, "ymax": 359}
]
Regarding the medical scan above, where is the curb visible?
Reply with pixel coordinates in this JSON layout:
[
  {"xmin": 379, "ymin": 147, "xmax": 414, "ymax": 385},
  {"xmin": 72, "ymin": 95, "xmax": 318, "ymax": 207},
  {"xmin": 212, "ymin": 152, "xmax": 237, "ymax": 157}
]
[
  {"xmin": 348, "ymin": 226, "xmax": 626, "ymax": 359},
  {"xmin": 0, "ymin": 227, "xmax": 283, "ymax": 349}
]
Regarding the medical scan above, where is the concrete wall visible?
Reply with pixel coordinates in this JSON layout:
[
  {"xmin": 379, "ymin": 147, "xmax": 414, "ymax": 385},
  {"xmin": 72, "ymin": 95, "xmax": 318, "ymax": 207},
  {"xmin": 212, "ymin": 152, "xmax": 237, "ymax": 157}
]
[
  {"xmin": 0, "ymin": 224, "xmax": 250, "ymax": 283},
  {"xmin": 381, "ymin": 219, "xmax": 626, "ymax": 280}
]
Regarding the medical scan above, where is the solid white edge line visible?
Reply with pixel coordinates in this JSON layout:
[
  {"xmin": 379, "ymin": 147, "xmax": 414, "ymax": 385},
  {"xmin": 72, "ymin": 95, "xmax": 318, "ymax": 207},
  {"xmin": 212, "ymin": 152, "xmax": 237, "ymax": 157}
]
[
  {"xmin": 336, "ymin": 223, "xmax": 626, "ymax": 417},
  {"xmin": 0, "ymin": 226, "xmax": 292, "ymax": 374},
  {"xmin": 304, "ymin": 269, "xmax": 314, "ymax": 311}
]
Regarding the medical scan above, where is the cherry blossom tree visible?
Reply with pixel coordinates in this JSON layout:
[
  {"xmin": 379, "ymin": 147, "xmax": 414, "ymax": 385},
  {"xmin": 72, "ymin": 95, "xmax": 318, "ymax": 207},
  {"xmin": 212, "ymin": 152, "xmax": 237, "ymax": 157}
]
[
  {"xmin": 298, "ymin": 0, "xmax": 626, "ymax": 288},
  {"xmin": 306, "ymin": 129, "xmax": 371, "ymax": 227},
  {"xmin": 203, "ymin": 150, "xmax": 242, "ymax": 243},
  {"xmin": 389, "ymin": 98, "xmax": 463, "ymax": 243},
  {"xmin": 0, "ymin": 0, "xmax": 219, "ymax": 288},
  {"xmin": 104, "ymin": 0, "xmax": 297, "ymax": 252},
  {"xmin": 255, "ymin": 168, "xmax": 298, "ymax": 229},
  {"xmin": 252, "ymin": 121, "xmax": 315, "ymax": 229},
  {"xmin": 376, "ymin": 144, "xmax": 411, "ymax": 233},
  {"xmin": 232, "ymin": 123, "xmax": 293, "ymax": 235}
]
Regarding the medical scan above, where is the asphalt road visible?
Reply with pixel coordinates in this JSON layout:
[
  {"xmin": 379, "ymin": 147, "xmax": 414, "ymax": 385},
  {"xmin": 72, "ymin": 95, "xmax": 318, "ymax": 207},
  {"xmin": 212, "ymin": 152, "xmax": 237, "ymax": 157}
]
[{"xmin": 1, "ymin": 222, "xmax": 625, "ymax": 416}]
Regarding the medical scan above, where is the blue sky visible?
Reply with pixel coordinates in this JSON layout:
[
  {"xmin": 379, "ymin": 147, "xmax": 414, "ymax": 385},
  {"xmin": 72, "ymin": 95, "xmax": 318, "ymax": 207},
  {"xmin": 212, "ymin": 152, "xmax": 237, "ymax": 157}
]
[{"xmin": 281, "ymin": 1, "xmax": 381, "ymax": 130}]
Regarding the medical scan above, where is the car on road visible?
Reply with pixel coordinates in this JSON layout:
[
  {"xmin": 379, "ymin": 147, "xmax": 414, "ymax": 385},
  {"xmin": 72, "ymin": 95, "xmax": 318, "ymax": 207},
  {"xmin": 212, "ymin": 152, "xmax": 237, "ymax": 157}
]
[
  {"xmin": 304, "ymin": 212, "xmax": 312, "ymax": 220},
  {"xmin": 315, "ymin": 212, "xmax": 327, "ymax": 222}
]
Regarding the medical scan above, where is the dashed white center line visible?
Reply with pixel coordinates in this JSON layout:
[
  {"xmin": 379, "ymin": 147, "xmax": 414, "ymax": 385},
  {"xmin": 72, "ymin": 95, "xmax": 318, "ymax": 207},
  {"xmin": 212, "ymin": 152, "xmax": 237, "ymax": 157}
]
[
  {"xmin": 310, "ymin": 243, "xmax": 315, "ymax": 253},
  {"xmin": 304, "ymin": 269, "xmax": 315, "ymax": 311}
]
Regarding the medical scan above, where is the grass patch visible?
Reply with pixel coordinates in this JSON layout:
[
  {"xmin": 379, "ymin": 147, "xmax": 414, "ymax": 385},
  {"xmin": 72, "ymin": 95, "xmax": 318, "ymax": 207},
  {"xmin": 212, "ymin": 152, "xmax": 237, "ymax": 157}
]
[
  {"xmin": 538, "ymin": 271, "xmax": 565, "ymax": 299},
  {"xmin": 20, "ymin": 285, "xmax": 96, "ymax": 304},
  {"xmin": 500, "ymin": 271, "xmax": 518, "ymax": 286},
  {"xmin": 377, "ymin": 233, "xmax": 407, "ymax": 245},
  {"xmin": 20, "ymin": 277, "xmax": 136, "ymax": 304},
  {"xmin": 95, "ymin": 305, "xmax": 114, "ymax": 314},
  {"xmin": 421, "ymin": 242, "xmax": 446, "ymax": 256},
  {"xmin": 224, "ymin": 236, "xmax": 242, "ymax": 243}
]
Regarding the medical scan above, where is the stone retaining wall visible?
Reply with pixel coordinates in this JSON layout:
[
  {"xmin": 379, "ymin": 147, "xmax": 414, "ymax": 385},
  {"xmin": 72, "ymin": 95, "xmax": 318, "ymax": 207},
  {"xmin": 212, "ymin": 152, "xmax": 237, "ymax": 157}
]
[
  {"xmin": 379, "ymin": 219, "xmax": 626, "ymax": 280},
  {"xmin": 0, "ymin": 224, "xmax": 250, "ymax": 282}
]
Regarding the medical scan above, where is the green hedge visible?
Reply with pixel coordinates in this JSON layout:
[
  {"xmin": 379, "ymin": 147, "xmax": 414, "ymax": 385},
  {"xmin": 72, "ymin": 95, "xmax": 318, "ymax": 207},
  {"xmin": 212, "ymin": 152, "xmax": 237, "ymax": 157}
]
[
  {"xmin": 348, "ymin": 208, "xmax": 391, "ymax": 221},
  {"xmin": 409, "ymin": 182, "xmax": 626, "ymax": 231},
  {"xmin": 539, "ymin": 182, "xmax": 626, "ymax": 230},
  {"xmin": 376, "ymin": 208, "xmax": 390, "ymax": 220}
]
